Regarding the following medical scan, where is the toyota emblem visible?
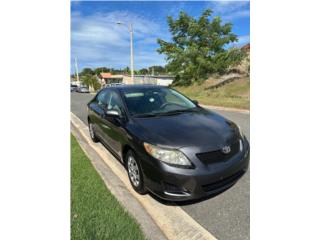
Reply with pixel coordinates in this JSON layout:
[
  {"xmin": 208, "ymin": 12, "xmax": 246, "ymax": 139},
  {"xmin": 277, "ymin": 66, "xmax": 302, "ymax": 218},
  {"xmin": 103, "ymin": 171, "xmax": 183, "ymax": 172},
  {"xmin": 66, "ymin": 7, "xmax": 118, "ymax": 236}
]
[{"xmin": 221, "ymin": 145, "xmax": 231, "ymax": 154}]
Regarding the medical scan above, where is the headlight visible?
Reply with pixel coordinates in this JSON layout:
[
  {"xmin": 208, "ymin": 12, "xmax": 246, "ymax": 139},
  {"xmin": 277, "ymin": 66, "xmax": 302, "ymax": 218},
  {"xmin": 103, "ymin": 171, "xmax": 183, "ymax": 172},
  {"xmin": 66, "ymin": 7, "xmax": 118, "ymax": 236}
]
[
  {"xmin": 143, "ymin": 142, "xmax": 191, "ymax": 166},
  {"xmin": 237, "ymin": 125, "xmax": 244, "ymax": 138}
]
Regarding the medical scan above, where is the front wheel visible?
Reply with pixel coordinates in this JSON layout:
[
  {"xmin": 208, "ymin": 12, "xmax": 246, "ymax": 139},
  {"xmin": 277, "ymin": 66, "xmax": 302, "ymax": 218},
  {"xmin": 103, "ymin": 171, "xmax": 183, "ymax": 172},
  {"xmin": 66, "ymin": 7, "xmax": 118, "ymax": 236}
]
[
  {"xmin": 88, "ymin": 121, "xmax": 99, "ymax": 143},
  {"xmin": 126, "ymin": 150, "xmax": 147, "ymax": 194}
]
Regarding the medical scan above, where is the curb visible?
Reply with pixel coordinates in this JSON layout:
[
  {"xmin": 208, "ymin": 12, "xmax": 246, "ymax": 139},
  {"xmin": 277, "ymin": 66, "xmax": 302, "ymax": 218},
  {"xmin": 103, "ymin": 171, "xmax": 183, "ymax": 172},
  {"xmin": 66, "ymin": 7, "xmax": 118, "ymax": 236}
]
[
  {"xmin": 200, "ymin": 104, "xmax": 250, "ymax": 114},
  {"xmin": 71, "ymin": 112, "xmax": 217, "ymax": 240},
  {"xmin": 71, "ymin": 123, "xmax": 167, "ymax": 240}
]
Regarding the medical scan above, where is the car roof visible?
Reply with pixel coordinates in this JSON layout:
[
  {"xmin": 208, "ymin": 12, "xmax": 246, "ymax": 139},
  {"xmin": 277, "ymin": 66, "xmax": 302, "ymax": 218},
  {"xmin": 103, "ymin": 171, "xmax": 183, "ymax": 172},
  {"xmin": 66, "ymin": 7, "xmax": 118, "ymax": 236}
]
[{"xmin": 105, "ymin": 84, "xmax": 168, "ymax": 90}]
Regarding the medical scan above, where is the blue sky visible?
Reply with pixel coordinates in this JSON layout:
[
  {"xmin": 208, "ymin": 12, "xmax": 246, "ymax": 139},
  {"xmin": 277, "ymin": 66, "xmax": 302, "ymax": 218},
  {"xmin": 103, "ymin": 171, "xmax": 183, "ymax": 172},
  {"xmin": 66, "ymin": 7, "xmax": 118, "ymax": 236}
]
[{"xmin": 71, "ymin": 1, "xmax": 250, "ymax": 72}]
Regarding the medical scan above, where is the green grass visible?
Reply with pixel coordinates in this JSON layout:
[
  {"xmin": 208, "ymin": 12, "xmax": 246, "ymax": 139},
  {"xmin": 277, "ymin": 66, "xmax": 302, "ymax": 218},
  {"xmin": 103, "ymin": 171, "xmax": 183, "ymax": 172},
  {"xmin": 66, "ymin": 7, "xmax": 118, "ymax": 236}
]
[
  {"xmin": 175, "ymin": 77, "xmax": 250, "ymax": 109},
  {"xmin": 71, "ymin": 134, "xmax": 146, "ymax": 240}
]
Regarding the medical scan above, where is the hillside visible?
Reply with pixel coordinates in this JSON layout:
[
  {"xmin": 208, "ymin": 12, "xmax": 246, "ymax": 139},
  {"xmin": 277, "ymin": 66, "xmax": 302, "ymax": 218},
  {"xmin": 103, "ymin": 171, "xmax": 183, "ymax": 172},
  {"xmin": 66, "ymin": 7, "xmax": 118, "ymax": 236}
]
[
  {"xmin": 175, "ymin": 44, "xmax": 250, "ymax": 110},
  {"xmin": 175, "ymin": 76, "xmax": 250, "ymax": 109}
]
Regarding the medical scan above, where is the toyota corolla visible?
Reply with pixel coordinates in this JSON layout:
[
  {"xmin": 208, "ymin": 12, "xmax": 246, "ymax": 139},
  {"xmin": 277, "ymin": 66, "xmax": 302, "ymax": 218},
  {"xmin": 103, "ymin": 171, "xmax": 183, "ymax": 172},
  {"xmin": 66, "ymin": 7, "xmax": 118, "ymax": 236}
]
[{"xmin": 87, "ymin": 85, "xmax": 249, "ymax": 201}]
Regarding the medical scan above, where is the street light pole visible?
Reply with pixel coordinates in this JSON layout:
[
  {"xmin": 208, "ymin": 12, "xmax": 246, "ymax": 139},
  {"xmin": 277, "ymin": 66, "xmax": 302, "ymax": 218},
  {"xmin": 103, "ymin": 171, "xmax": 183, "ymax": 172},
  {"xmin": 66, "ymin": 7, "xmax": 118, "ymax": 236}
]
[
  {"xmin": 74, "ymin": 57, "xmax": 80, "ymax": 84},
  {"xmin": 117, "ymin": 22, "xmax": 134, "ymax": 84},
  {"xmin": 129, "ymin": 23, "xmax": 134, "ymax": 84}
]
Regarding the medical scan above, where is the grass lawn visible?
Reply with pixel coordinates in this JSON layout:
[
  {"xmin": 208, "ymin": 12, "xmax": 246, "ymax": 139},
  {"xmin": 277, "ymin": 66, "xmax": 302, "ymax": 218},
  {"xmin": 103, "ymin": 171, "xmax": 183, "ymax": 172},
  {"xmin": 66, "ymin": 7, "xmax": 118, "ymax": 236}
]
[
  {"xmin": 71, "ymin": 134, "xmax": 146, "ymax": 240},
  {"xmin": 175, "ymin": 77, "xmax": 250, "ymax": 109}
]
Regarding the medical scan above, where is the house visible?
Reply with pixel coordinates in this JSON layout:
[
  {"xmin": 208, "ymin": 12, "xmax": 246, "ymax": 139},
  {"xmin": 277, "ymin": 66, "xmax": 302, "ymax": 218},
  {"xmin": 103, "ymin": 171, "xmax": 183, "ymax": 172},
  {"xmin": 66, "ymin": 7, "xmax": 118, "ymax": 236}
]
[
  {"xmin": 98, "ymin": 72, "xmax": 124, "ymax": 86},
  {"xmin": 133, "ymin": 75, "xmax": 174, "ymax": 86},
  {"xmin": 97, "ymin": 72, "xmax": 174, "ymax": 86},
  {"xmin": 241, "ymin": 43, "xmax": 250, "ymax": 52}
]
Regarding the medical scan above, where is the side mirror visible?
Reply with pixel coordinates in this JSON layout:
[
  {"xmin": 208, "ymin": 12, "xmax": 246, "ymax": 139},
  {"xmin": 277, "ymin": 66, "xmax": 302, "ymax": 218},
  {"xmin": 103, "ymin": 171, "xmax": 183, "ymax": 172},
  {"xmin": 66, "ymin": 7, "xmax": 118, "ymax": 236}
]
[
  {"xmin": 106, "ymin": 109, "xmax": 120, "ymax": 117},
  {"xmin": 192, "ymin": 100, "xmax": 199, "ymax": 106}
]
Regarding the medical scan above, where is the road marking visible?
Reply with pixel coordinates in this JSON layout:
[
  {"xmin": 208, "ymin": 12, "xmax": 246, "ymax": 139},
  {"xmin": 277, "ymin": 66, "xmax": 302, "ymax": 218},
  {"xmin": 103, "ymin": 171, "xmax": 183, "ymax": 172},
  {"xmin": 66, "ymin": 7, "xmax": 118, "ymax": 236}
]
[{"xmin": 71, "ymin": 112, "xmax": 217, "ymax": 240}]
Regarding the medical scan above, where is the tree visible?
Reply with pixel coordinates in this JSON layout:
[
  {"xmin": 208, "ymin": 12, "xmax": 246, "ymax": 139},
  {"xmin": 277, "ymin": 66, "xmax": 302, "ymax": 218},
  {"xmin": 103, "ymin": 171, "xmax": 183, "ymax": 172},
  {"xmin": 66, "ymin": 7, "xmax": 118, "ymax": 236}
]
[
  {"xmin": 148, "ymin": 65, "xmax": 166, "ymax": 75},
  {"xmin": 139, "ymin": 68, "xmax": 149, "ymax": 75},
  {"xmin": 80, "ymin": 67, "xmax": 94, "ymax": 76},
  {"xmin": 94, "ymin": 67, "xmax": 110, "ymax": 75},
  {"xmin": 123, "ymin": 66, "xmax": 130, "ymax": 74},
  {"xmin": 157, "ymin": 9, "xmax": 245, "ymax": 85},
  {"xmin": 81, "ymin": 75, "xmax": 101, "ymax": 91}
]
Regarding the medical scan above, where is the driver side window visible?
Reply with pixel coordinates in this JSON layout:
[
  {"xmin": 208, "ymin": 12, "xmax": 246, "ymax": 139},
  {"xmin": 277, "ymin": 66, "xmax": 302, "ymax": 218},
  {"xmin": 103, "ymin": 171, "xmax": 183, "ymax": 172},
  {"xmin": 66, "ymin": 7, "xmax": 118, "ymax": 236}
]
[
  {"xmin": 97, "ymin": 90, "xmax": 111, "ymax": 107},
  {"xmin": 108, "ymin": 91, "xmax": 124, "ymax": 117}
]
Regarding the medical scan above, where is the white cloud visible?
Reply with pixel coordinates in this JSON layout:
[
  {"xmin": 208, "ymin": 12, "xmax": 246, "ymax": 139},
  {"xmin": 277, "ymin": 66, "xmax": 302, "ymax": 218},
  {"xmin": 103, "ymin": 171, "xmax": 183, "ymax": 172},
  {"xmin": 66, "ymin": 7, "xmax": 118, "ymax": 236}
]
[
  {"xmin": 208, "ymin": 1, "xmax": 250, "ymax": 20},
  {"xmin": 223, "ymin": 10, "xmax": 250, "ymax": 21},
  {"xmin": 71, "ymin": 10, "xmax": 166, "ymax": 70}
]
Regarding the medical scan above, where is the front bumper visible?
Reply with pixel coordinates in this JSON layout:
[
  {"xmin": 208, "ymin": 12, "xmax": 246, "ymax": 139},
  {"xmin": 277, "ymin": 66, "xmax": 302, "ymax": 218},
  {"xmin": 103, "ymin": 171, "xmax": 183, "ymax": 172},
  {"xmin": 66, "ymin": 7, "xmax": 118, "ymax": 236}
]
[{"xmin": 139, "ymin": 137, "xmax": 250, "ymax": 201}]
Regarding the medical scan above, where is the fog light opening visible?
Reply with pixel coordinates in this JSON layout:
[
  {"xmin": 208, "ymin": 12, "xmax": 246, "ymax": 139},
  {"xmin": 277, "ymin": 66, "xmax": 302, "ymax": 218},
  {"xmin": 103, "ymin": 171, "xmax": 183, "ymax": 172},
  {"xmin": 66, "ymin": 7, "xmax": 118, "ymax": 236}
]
[{"xmin": 163, "ymin": 182, "xmax": 190, "ymax": 196}]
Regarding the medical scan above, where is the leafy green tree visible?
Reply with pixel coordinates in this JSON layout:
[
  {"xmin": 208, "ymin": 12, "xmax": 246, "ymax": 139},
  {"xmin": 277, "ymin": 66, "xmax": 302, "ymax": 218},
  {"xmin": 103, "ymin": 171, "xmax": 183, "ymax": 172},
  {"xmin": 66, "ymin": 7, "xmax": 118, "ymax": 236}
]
[
  {"xmin": 148, "ymin": 65, "xmax": 167, "ymax": 75},
  {"xmin": 81, "ymin": 75, "xmax": 101, "ymax": 91},
  {"xmin": 94, "ymin": 67, "xmax": 110, "ymax": 75},
  {"xmin": 139, "ymin": 68, "xmax": 149, "ymax": 75},
  {"xmin": 123, "ymin": 66, "xmax": 130, "ymax": 74},
  {"xmin": 80, "ymin": 68, "xmax": 94, "ymax": 76},
  {"xmin": 157, "ymin": 9, "xmax": 245, "ymax": 85}
]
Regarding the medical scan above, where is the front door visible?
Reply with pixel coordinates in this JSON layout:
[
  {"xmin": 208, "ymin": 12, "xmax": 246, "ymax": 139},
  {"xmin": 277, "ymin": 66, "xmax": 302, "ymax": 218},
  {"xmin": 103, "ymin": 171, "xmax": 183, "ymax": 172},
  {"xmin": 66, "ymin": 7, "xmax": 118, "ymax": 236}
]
[{"xmin": 100, "ymin": 90, "xmax": 126, "ymax": 157}]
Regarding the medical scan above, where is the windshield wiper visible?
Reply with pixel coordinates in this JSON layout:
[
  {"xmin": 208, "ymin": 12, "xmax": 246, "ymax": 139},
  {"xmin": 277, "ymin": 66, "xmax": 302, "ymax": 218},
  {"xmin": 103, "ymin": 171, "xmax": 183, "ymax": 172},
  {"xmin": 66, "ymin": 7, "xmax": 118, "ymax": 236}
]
[
  {"xmin": 133, "ymin": 113, "xmax": 159, "ymax": 118},
  {"xmin": 157, "ymin": 108, "xmax": 199, "ymax": 116},
  {"xmin": 133, "ymin": 108, "xmax": 199, "ymax": 118}
]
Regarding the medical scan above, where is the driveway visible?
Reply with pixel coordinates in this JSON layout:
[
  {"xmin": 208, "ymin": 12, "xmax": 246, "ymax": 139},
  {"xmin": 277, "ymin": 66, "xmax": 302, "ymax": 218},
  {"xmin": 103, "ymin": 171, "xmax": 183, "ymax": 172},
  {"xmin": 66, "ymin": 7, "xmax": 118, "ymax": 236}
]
[{"xmin": 71, "ymin": 92, "xmax": 250, "ymax": 240}]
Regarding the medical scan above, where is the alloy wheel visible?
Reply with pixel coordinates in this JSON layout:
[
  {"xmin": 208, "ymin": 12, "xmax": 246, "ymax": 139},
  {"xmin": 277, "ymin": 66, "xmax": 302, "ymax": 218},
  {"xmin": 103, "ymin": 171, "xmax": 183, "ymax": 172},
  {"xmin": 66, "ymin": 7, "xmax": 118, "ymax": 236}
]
[
  {"xmin": 128, "ymin": 156, "xmax": 140, "ymax": 187},
  {"xmin": 89, "ymin": 123, "xmax": 95, "ymax": 139}
]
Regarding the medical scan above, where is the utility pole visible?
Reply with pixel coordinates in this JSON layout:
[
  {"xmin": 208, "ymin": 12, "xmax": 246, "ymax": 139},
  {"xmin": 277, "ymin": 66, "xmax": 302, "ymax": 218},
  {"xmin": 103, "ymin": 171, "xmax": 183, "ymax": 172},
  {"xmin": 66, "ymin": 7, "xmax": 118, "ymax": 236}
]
[
  {"xmin": 129, "ymin": 23, "xmax": 134, "ymax": 84},
  {"xmin": 74, "ymin": 57, "xmax": 80, "ymax": 85},
  {"xmin": 117, "ymin": 22, "xmax": 134, "ymax": 84}
]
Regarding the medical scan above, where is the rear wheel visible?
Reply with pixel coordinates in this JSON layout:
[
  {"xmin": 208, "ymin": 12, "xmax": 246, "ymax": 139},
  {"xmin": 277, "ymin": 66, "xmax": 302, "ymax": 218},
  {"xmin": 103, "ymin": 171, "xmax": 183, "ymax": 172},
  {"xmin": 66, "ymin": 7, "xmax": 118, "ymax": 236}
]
[
  {"xmin": 126, "ymin": 150, "xmax": 147, "ymax": 194},
  {"xmin": 88, "ymin": 121, "xmax": 99, "ymax": 143}
]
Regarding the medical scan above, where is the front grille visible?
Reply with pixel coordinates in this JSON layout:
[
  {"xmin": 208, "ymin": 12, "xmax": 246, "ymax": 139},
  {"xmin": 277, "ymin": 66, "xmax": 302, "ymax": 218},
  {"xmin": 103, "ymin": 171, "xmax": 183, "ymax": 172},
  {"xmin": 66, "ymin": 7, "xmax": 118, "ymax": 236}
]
[
  {"xmin": 196, "ymin": 140, "xmax": 240, "ymax": 164},
  {"xmin": 202, "ymin": 170, "xmax": 245, "ymax": 192}
]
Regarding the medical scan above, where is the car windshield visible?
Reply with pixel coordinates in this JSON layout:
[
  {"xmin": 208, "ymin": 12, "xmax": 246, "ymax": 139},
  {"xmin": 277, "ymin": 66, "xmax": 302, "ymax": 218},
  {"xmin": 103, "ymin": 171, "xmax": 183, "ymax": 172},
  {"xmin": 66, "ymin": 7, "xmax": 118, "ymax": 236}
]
[{"xmin": 121, "ymin": 87, "xmax": 197, "ymax": 117}]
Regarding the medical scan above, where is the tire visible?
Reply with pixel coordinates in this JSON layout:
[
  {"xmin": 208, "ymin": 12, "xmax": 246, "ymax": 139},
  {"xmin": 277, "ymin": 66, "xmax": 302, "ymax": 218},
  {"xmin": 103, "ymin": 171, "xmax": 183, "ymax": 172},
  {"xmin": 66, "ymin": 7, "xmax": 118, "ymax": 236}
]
[
  {"xmin": 88, "ymin": 121, "xmax": 99, "ymax": 143},
  {"xmin": 126, "ymin": 150, "xmax": 147, "ymax": 194}
]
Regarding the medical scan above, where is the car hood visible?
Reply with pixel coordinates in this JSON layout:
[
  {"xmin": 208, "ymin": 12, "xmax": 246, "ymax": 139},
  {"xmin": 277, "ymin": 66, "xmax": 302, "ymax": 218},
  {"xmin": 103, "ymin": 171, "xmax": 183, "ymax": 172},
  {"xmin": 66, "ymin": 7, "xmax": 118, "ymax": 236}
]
[{"xmin": 132, "ymin": 109, "xmax": 239, "ymax": 150}]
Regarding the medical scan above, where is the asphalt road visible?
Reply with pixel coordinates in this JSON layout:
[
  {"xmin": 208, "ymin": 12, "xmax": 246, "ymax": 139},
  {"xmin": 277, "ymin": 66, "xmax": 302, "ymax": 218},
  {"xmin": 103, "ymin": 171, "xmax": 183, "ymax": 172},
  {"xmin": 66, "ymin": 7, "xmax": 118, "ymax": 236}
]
[{"xmin": 71, "ymin": 92, "xmax": 250, "ymax": 240}]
